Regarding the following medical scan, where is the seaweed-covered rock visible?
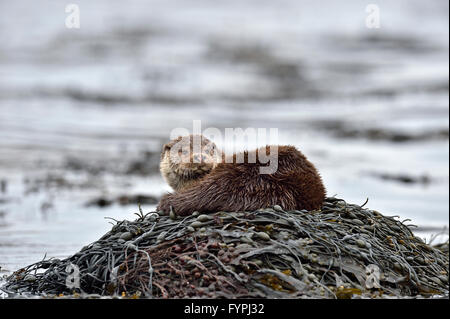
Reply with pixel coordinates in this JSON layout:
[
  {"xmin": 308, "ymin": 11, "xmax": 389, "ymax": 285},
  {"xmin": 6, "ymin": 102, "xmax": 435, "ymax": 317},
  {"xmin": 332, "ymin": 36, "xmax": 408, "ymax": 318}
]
[{"xmin": 1, "ymin": 198, "xmax": 448, "ymax": 299}]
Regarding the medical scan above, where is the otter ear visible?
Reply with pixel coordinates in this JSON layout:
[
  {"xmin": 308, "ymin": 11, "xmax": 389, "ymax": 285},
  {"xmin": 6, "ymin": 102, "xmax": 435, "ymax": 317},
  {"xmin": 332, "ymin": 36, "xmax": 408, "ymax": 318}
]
[
  {"xmin": 161, "ymin": 143, "xmax": 171, "ymax": 159},
  {"xmin": 162, "ymin": 143, "xmax": 170, "ymax": 152}
]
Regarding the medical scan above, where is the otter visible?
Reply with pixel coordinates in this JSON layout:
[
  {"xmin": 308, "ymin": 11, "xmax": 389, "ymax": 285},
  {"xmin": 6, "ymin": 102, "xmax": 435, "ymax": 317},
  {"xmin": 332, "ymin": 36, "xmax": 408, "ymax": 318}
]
[
  {"xmin": 157, "ymin": 135, "xmax": 326, "ymax": 216},
  {"xmin": 159, "ymin": 135, "xmax": 218, "ymax": 191}
]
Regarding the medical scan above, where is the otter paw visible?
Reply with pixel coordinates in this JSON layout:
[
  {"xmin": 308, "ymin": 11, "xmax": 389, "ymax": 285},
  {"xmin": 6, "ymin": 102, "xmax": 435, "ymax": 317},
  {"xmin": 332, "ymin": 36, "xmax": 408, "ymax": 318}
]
[
  {"xmin": 157, "ymin": 194, "xmax": 196, "ymax": 216},
  {"xmin": 156, "ymin": 194, "xmax": 174, "ymax": 214}
]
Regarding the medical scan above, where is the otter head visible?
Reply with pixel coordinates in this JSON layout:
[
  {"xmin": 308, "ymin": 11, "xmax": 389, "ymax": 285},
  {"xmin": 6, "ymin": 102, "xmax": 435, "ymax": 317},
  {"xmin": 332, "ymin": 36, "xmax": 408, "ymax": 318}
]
[{"xmin": 160, "ymin": 134, "xmax": 219, "ymax": 191}]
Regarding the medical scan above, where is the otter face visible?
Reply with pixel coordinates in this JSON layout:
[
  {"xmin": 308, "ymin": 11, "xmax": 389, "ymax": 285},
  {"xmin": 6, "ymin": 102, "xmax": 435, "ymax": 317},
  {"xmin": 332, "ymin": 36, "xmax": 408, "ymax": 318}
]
[{"xmin": 160, "ymin": 135, "xmax": 219, "ymax": 191}]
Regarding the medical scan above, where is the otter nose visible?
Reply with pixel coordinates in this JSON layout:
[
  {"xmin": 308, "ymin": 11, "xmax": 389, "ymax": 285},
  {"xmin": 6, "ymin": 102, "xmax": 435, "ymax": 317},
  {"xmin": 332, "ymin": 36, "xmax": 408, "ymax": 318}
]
[
  {"xmin": 193, "ymin": 154, "xmax": 202, "ymax": 163},
  {"xmin": 193, "ymin": 154, "xmax": 210, "ymax": 163}
]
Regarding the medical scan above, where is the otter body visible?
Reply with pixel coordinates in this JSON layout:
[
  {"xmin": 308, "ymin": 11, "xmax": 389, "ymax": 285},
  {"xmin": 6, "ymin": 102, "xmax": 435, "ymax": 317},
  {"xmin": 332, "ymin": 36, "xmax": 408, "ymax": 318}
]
[{"xmin": 157, "ymin": 136, "xmax": 326, "ymax": 216}]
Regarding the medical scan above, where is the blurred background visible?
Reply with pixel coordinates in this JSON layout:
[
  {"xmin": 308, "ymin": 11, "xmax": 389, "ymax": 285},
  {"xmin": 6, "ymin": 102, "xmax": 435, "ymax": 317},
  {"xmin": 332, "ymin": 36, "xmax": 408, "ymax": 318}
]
[{"xmin": 0, "ymin": 0, "xmax": 448, "ymax": 273}]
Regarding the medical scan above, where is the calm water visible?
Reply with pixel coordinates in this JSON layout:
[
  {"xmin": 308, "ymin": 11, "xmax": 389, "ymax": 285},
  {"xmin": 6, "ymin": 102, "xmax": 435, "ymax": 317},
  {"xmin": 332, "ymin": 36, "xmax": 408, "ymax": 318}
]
[{"xmin": 0, "ymin": 0, "xmax": 448, "ymax": 274}]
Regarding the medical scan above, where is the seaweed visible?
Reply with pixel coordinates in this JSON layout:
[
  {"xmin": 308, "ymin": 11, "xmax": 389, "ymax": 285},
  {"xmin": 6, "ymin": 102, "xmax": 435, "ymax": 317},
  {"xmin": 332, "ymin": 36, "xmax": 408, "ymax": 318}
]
[{"xmin": 1, "ymin": 198, "xmax": 448, "ymax": 299}]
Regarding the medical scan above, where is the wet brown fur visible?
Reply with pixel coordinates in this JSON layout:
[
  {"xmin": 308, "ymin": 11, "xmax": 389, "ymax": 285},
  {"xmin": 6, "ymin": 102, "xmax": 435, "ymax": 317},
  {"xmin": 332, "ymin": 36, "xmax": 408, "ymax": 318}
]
[{"xmin": 157, "ymin": 137, "xmax": 326, "ymax": 216}]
